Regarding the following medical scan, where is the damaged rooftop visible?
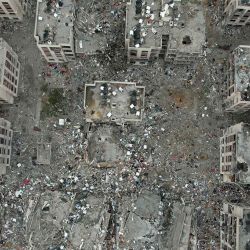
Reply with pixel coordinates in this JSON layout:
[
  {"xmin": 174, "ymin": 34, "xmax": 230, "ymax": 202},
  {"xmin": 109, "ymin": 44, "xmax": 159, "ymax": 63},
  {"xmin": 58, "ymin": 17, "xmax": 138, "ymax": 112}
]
[
  {"xmin": 84, "ymin": 81, "xmax": 145, "ymax": 124},
  {"xmin": 233, "ymin": 46, "xmax": 250, "ymax": 101},
  {"xmin": 126, "ymin": 0, "xmax": 205, "ymax": 53},
  {"xmin": 35, "ymin": 0, "xmax": 74, "ymax": 45}
]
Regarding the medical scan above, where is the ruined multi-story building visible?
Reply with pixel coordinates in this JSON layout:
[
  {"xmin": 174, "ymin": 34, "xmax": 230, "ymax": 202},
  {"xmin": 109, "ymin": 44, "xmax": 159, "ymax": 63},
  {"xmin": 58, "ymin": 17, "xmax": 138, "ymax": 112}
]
[
  {"xmin": 220, "ymin": 202, "xmax": 250, "ymax": 250},
  {"xmin": 84, "ymin": 81, "xmax": 145, "ymax": 125},
  {"xmin": 0, "ymin": 0, "xmax": 27, "ymax": 21},
  {"xmin": 224, "ymin": 0, "xmax": 250, "ymax": 26},
  {"xmin": 225, "ymin": 45, "xmax": 250, "ymax": 113},
  {"xmin": 0, "ymin": 118, "xmax": 13, "ymax": 175},
  {"xmin": 220, "ymin": 123, "xmax": 250, "ymax": 184},
  {"xmin": 34, "ymin": 0, "xmax": 75, "ymax": 63},
  {"xmin": 0, "ymin": 38, "xmax": 20, "ymax": 104},
  {"xmin": 125, "ymin": 0, "xmax": 205, "ymax": 65}
]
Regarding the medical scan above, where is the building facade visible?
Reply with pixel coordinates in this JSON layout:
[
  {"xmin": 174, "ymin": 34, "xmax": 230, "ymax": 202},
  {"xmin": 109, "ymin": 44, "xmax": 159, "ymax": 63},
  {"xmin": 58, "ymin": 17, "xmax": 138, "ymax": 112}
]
[
  {"xmin": 0, "ymin": 118, "xmax": 13, "ymax": 175},
  {"xmin": 220, "ymin": 203, "xmax": 250, "ymax": 250},
  {"xmin": 225, "ymin": 45, "xmax": 250, "ymax": 113},
  {"xmin": 0, "ymin": 0, "xmax": 26, "ymax": 21},
  {"xmin": 34, "ymin": 0, "xmax": 75, "ymax": 63},
  {"xmin": 224, "ymin": 0, "xmax": 250, "ymax": 26},
  {"xmin": 0, "ymin": 38, "xmax": 20, "ymax": 104},
  {"xmin": 125, "ymin": 0, "xmax": 205, "ymax": 65},
  {"xmin": 220, "ymin": 123, "xmax": 250, "ymax": 184}
]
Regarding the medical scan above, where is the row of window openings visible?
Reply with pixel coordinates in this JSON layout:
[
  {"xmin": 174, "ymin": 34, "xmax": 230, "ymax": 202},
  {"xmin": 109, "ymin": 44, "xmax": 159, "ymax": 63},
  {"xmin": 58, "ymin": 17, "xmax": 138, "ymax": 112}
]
[
  {"xmin": 0, "ymin": 137, "xmax": 11, "ymax": 145},
  {"xmin": 221, "ymin": 144, "xmax": 236, "ymax": 153},
  {"xmin": 0, "ymin": 156, "xmax": 9, "ymax": 164},
  {"xmin": 0, "ymin": 128, "xmax": 11, "ymax": 137},
  {"xmin": 6, "ymin": 51, "xmax": 18, "ymax": 67},
  {"xmin": 5, "ymin": 59, "xmax": 18, "ymax": 75},
  {"xmin": 3, "ymin": 79, "xmax": 17, "ymax": 94},
  {"xmin": 4, "ymin": 70, "xmax": 18, "ymax": 85},
  {"xmin": 221, "ymin": 155, "xmax": 233, "ymax": 163},
  {"xmin": 0, "ymin": 147, "xmax": 10, "ymax": 155}
]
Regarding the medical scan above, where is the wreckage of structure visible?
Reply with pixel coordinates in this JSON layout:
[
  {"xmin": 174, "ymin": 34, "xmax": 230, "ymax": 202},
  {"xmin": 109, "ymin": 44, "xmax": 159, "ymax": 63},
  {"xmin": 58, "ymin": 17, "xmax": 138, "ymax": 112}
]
[
  {"xmin": 223, "ymin": 0, "xmax": 250, "ymax": 26},
  {"xmin": 220, "ymin": 123, "xmax": 250, "ymax": 184},
  {"xmin": 220, "ymin": 203, "xmax": 250, "ymax": 250},
  {"xmin": 34, "ymin": 0, "xmax": 75, "ymax": 63},
  {"xmin": 84, "ymin": 81, "xmax": 145, "ymax": 125},
  {"xmin": 125, "ymin": 0, "xmax": 206, "ymax": 65},
  {"xmin": 225, "ymin": 45, "xmax": 250, "ymax": 113}
]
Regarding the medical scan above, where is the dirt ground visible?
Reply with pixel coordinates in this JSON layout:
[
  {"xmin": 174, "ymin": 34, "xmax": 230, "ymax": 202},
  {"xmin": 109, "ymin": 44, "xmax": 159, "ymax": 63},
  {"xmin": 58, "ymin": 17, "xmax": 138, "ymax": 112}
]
[{"xmin": 0, "ymin": 0, "xmax": 250, "ymax": 250}]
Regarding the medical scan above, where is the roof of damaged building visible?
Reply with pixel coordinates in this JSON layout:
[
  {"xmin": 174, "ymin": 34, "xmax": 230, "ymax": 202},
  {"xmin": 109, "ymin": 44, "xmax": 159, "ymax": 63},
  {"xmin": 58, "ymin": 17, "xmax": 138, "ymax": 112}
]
[
  {"xmin": 35, "ymin": 0, "xmax": 74, "ymax": 45},
  {"xmin": 126, "ymin": 0, "xmax": 205, "ymax": 53},
  {"xmin": 236, "ymin": 123, "xmax": 250, "ymax": 183},
  {"xmin": 233, "ymin": 46, "xmax": 250, "ymax": 101},
  {"xmin": 239, "ymin": 0, "xmax": 250, "ymax": 7},
  {"xmin": 84, "ymin": 81, "xmax": 145, "ymax": 124}
]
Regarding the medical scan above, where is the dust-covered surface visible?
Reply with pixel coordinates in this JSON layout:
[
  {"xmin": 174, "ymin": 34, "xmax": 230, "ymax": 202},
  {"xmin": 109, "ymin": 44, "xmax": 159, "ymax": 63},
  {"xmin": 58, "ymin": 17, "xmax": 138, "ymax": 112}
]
[{"xmin": 0, "ymin": 0, "xmax": 250, "ymax": 249}]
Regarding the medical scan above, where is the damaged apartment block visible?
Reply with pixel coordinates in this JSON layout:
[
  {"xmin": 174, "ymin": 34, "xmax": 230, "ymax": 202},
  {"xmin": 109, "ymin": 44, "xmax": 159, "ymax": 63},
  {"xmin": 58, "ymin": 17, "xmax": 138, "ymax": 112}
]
[
  {"xmin": 0, "ymin": 0, "xmax": 27, "ymax": 21},
  {"xmin": 225, "ymin": 45, "xmax": 250, "ymax": 113},
  {"xmin": 125, "ymin": 0, "xmax": 205, "ymax": 65},
  {"xmin": 220, "ymin": 202, "xmax": 250, "ymax": 250},
  {"xmin": 34, "ymin": 0, "xmax": 75, "ymax": 63},
  {"xmin": 0, "ymin": 118, "xmax": 13, "ymax": 175},
  {"xmin": 0, "ymin": 37, "xmax": 20, "ymax": 104},
  {"xmin": 220, "ymin": 123, "xmax": 250, "ymax": 184},
  {"xmin": 223, "ymin": 0, "xmax": 250, "ymax": 26},
  {"xmin": 84, "ymin": 81, "xmax": 145, "ymax": 125}
]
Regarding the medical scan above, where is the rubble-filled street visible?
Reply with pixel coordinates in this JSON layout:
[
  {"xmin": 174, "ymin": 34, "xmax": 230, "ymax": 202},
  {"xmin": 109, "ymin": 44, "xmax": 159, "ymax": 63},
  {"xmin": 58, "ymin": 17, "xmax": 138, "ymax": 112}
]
[{"xmin": 0, "ymin": 0, "xmax": 250, "ymax": 249}]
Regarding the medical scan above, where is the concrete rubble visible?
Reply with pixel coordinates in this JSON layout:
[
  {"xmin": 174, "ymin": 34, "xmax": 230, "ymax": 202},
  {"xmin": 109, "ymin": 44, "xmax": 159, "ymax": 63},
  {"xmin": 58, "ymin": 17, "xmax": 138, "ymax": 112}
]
[{"xmin": 0, "ymin": 0, "xmax": 250, "ymax": 250}]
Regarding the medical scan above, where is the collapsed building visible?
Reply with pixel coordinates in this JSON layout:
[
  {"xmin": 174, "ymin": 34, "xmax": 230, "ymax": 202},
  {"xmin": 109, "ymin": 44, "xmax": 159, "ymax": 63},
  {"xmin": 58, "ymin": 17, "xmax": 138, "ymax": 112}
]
[
  {"xmin": 0, "ymin": 117, "xmax": 13, "ymax": 175},
  {"xmin": 125, "ymin": 0, "xmax": 205, "ymax": 65},
  {"xmin": 220, "ymin": 123, "xmax": 250, "ymax": 184},
  {"xmin": 0, "ymin": 0, "xmax": 27, "ymax": 21},
  {"xmin": 0, "ymin": 37, "xmax": 20, "ymax": 104},
  {"xmin": 225, "ymin": 45, "xmax": 250, "ymax": 113},
  {"xmin": 84, "ymin": 81, "xmax": 145, "ymax": 125},
  {"xmin": 223, "ymin": 0, "xmax": 250, "ymax": 26},
  {"xmin": 220, "ymin": 202, "xmax": 250, "ymax": 250},
  {"xmin": 34, "ymin": 0, "xmax": 75, "ymax": 63}
]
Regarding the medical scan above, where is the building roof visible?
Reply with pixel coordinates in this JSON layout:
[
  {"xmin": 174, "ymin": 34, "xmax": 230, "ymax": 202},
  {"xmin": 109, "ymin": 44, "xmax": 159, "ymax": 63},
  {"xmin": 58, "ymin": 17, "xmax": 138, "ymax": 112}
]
[
  {"xmin": 35, "ymin": 0, "xmax": 74, "ymax": 45},
  {"xmin": 84, "ymin": 81, "xmax": 145, "ymax": 124},
  {"xmin": 233, "ymin": 46, "xmax": 250, "ymax": 101},
  {"xmin": 239, "ymin": 207, "xmax": 250, "ymax": 250},
  {"xmin": 125, "ymin": 0, "xmax": 205, "ymax": 53},
  {"xmin": 236, "ymin": 123, "xmax": 250, "ymax": 183},
  {"xmin": 239, "ymin": 0, "xmax": 250, "ymax": 7}
]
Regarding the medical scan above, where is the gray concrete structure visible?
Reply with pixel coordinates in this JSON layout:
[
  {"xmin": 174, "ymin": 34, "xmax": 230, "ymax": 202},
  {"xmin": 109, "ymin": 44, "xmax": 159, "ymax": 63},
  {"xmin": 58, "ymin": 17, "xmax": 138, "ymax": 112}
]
[
  {"xmin": 220, "ymin": 123, "xmax": 250, "ymax": 184},
  {"xmin": 225, "ymin": 45, "xmax": 250, "ymax": 113},
  {"xmin": 0, "ymin": 118, "xmax": 13, "ymax": 175},
  {"xmin": 84, "ymin": 81, "xmax": 145, "ymax": 125},
  {"xmin": 220, "ymin": 203, "xmax": 250, "ymax": 250},
  {"xmin": 0, "ymin": 0, "xmax": 25, "ymax": 21},
  {"xmin": 125, "ymin": 0, "xmax": 205, "ymax": 65},
  {"xmin": 34, "ymin": 0, "xmax": 75, "ymax": 63},
  {"xmin": 0, "ymin": 38, "xmax": 20, "ymax": 104},
  {"xmin": 224, "ymin": 0, "xmax": 250, "ymax": 26}
]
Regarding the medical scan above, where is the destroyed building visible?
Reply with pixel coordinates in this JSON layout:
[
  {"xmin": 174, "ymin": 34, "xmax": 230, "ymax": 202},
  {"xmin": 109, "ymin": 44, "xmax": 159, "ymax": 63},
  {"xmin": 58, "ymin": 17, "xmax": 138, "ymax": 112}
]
[
  {"xmin": 225, "ymin": 45, "xmax": 250, "ymax": 113},
  {"xmin": 223, "ymin": 0, "xmax": 250, "ymax": 26},
  {"xmin": 74, "ymin": 1, "xmax": 108, "ymax": 56},
  {"xmin": 0, "ymin": 0, "xmax": 26, "ymax": 21},
  {"xmin": 220, "ymin": 123, "xmax": 250, "ymax": 184},
  {"xmin": 220, "ymin": 203, "xmax": 250, "ymax": 250},
  {"xmin": 125, "ymin": 0, "xmax": 206, "ymax": 65},
  {"xmin": 0, "ymin": 37, "xmax": 19, "ymax": 104},
  {"xmin": 34, "ymin": 0, "xmax": 75, "ymax": 63},
  {"xmin": 0, "ymin": 118, "xmax": 13, "ymax": 175},
  {"xmin": 84, "ymin": 81, "xmax": 145, "ymax": 125}
]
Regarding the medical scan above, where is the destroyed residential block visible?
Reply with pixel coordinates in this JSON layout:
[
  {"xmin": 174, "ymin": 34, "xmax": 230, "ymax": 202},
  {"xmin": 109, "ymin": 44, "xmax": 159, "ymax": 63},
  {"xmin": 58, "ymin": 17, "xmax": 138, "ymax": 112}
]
[
  {"xmin": 84, "ymin": 81, "xmax": 145, "ymax": 125},
  {"xmin": 223, "ymin": 0, "xmax": 250, "ymax": 26},
  {"xmin": 34, "ymin": 0, "xmax": 75, "ymax": 63},
  {"xmin": 86, "ymin": 125, "xmax": 125, "ymax": 168},
  {"xmin": 36, "ymin": 142, "xmax": 51, "ymax": 165},
  {"xmin": 0, "ymin": 0, "xmax": 26, "ymax": 21},
  {"xmin": 125, "ymin": 0, "xmax": 205, "ymax": 65},
  {"xmin": 225, "ymin": 45, "xmax": 250, "ymax": 113},
  {"xmin": 0, "ymin": 118, "xmax": 13, "ymax": 175},
  {"xmin": 0, "ymin": 38, "xmax": 20, "ymax": 104},
  {"xmin": 220, "ymin": 203, "xmax": 250, "ymax": 250},
  {"xmin": 220, "ymin": 123, "xmax": 250, "ymax": 184}
]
